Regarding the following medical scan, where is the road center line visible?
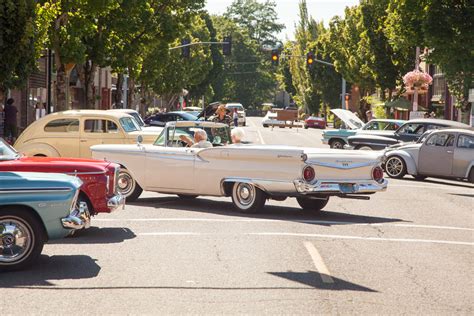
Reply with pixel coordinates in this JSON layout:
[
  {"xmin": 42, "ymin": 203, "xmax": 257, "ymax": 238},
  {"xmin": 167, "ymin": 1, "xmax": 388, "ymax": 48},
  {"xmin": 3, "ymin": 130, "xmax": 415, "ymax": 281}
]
[
  {"xmin": 303, "ymin": 241, "xmax": 334, "ymax": 283},
  {"xmin": 93, "ymin": 218, "xmax": 474, "ymax": 232},
  {"xmin": 256, "ymin": 129, "xmax": 266, "ymax": 144}
]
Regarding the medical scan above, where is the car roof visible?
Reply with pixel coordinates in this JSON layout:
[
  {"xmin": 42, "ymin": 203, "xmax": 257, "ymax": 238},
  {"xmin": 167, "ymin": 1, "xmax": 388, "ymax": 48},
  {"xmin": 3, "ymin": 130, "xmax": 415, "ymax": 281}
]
[
  {"xmin": 53, "ymin": 110, "xmax": 132, "ymax": 119},
  {"xmin": 405, "ymin": 118, "xmax": 470, "ymax": 128},
  {"xmin": 431, "ymin": 128, "xmax": 474, "ymax": 134},
  {"xmin": 225, "ymin": 103, "xmax": 243, "ymax": 107},
  {"xmin": 166, "ymin": 121, "xmax": 228, "ymax": 128}
]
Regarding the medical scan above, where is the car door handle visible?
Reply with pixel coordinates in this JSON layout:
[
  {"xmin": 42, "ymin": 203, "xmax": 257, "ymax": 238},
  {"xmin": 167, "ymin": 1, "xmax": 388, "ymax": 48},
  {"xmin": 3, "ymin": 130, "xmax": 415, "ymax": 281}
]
[{"xmin": 80, "ymin": 139, "xmax": 87, "ymax": 142}]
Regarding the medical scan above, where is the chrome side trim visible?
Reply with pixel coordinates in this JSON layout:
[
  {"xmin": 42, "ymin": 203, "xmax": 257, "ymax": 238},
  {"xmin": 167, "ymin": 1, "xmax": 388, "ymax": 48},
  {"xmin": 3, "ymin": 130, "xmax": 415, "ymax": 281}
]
[
  {"xmin": 0, "ymin": 188, "xmax": 73, "ymax": 194},
  {"xmin": 310, "ymin": 161, "xmax": 378, "ymax": 169},
  {"xmin": 65, "ymin": 171, "xmax": 106, "ymax": 175}
]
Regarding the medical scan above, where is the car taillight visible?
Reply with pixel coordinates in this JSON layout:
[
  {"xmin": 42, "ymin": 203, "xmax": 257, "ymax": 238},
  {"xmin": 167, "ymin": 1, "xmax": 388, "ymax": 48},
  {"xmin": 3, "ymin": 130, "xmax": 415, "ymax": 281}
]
[
  {"xmin": 302, "ymin": 165, "xmax": 315, "ymax": 182},
  {"xmin": 372, "ymin": 166, "xmax": 384, "ymax": 183}
]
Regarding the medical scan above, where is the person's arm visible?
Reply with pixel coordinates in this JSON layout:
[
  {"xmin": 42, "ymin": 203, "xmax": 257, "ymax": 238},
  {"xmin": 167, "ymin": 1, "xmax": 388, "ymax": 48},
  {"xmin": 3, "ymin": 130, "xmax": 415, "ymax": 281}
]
[{"xmin": 179, "ymin": 134, "xmax": 193, "ymax": 147}]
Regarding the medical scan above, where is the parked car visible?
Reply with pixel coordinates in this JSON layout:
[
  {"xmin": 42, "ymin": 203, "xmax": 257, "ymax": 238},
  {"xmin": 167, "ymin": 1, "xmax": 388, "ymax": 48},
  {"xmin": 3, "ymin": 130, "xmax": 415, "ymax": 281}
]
[
  {"xmin": 346, "ymin": 118, "xmax": 471, "ymax": 150},
  {"xmin": 144, "ymin": 111, "xmax": 198, "ymax": 127},
  {"xmin": 383, "ymin": 129, "xmax": 474, "ymax": 183},
  {"xmin": 91, "ymin": 121, "xmax": 387, "ymax": 213},
  {"xmin": 182, "ymin": 106, "xmax": 203, "ymax": 117},
  {"xmin": 14, "ymin": 110, "xmax": 162, "ymax": 159},
  {"xmin": 225, "ymin": 103, "xmax": 246, "ymax": 126},
  {"xmin": 0, "ymin": 171, "xmax": 90, "ymax": 271},
  {"xmin": 108, "ymin": 109, "xmax": 163, "ymax": 132},
  {"xmin": 322, "ymin": 109, "xmax": 405, "ymax": 149},
  {"xmin": 262, "ymin": 109, "xmax": 302, "ymax": 128},
  {"xmin": 304, "ymin": 116, "xmax": 326, "ymax": 129},
  {"xmin": 0, "ymin": 138, "xmax": 124, "ymax": 215}
]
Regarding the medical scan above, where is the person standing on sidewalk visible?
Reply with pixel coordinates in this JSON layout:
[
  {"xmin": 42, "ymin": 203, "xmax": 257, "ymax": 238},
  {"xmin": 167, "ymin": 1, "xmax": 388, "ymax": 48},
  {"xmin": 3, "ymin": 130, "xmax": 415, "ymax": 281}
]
[
  {"xmin": 4, "ymin": 98, "xmax": 18, "ymax": 143},
  {"xmin": 232, "ymin": 108, "xmax": 239, "ymax": 127}
]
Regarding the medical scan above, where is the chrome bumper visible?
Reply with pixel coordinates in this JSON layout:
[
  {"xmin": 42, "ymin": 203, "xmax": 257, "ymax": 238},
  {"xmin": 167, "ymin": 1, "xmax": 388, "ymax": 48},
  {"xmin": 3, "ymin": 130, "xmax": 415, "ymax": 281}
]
[
  {"xmin": 108, "ymin": 194, "xmax": 125, "ymax": 212},
  {"xmin": 61, "ymin": 202, "xmax": 91, "ymax": 230},
  {"xmin": 293, "ymin": 179, "xmax": 388, "ymax": 194},
  {"xmin": 343, "ymin": 145, "xmax": 354, "ymax": 150}
]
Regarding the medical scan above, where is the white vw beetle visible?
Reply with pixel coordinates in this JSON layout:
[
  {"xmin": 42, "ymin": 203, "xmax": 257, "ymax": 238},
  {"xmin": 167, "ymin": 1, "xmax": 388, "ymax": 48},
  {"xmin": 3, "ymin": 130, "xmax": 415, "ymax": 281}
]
[{"xmin": 91, "ymin": 121, "xmax": 388, "ymax": 213}]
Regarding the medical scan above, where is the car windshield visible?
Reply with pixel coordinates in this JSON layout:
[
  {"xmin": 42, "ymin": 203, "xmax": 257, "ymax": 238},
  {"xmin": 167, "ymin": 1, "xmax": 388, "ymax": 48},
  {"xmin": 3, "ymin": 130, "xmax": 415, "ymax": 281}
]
[
  {"xmin": 0, "ymin": 138, "xmax": 20, "ymax": 161},
  {"xmin": 120, "ymin": 117, "xmax": 141, "ymax": 132},
  {"xmin": 154, "ymin": 125, "xmax": 232, "ymax": 147},
  {"xmin": 129, "ymin": 112, "xmax": 145, "ymax": 127},
  {"xmin": 175, "ymin": 112, "xmax": 199, "ymax": 121}
]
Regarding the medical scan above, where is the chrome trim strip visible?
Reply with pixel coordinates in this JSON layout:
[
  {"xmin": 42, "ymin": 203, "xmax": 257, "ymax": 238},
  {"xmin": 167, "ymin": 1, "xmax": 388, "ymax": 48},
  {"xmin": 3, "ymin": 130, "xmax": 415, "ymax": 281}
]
[
  {"xmin": 0, "ymin": 188, "xmax": 73, "ymax": 194},
  {"xmin": 310, "ymin": 161, "xmax": 378, "ymax": 169},
  {"xmin": 65, "ymin": 171, "xmax": 106, "ymax": 175}
]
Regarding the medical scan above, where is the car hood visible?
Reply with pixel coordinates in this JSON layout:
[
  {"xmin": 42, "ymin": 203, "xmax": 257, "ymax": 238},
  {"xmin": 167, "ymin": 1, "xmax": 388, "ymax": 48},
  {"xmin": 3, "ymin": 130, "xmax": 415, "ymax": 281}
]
[
  {"xmin": 348, "ymin": 134, "xmax": 398, "ymax": 144},
  {"xmin": 385, "ymin": 143, "xmax": 421, "ymax": 153},
  {"xmin": 0, "ymin": 156, "xmax": 113, "ymax": 174},
  {"xmin": 331, "ymin": 109, "xmax": 365, "ymax": 130},
  {"xmin": 0, "ymin": 171, "xmax": 82, "ymax": 190}
]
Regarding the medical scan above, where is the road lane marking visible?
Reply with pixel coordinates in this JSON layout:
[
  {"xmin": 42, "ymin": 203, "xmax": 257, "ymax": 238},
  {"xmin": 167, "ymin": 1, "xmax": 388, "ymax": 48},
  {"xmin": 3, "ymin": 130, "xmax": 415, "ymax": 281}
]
[
  {"xmin": 251, "ymin": 233, "xmax": 474, "ymax": 246},
  {"xmin": 93, "ymin": 218, "xmax": 474, "ymax": 232},
  {"xmin": 256, "ymin": 129, "xmax": 266, "ymax": 144},
  {"xmin": 303, "ymin": 241, "xmax": 334, "ymax": 283}
]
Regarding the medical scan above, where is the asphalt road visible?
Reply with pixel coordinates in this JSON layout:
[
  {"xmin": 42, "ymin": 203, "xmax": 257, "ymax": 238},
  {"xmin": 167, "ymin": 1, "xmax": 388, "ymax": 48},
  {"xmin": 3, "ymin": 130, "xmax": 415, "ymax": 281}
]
[{"xmin": 2, "ymin": 116, "xmax": 473, "ymax": 314}]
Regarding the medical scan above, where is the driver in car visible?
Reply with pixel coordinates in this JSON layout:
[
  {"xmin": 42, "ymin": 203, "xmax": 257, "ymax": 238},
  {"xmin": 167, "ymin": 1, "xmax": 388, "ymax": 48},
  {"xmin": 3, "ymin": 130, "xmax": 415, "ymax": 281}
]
[{"xmin": 179, "ymin": 129, "xmax": 213, "ymax": 148}]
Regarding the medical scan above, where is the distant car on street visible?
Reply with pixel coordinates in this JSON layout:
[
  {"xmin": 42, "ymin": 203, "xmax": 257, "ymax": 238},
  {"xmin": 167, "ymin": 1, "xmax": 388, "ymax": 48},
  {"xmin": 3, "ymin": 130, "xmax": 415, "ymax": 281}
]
[
  {"xmin": 225, "ymin": 103, "xmax": 246, "ymax": 126},
  {"xmin": 182, "ymin": 106, "xmax": 203, "ymax": 117},
  {"xmin": 322, "ymin": 109, "xmax": 405, "ymax": 148},
  {"xmin": 304, "ymin": 116, "xmax": 326, "ymax": 129},
  {"xmin": 383, "ymin": 129, "xmax": 474, "ymax": 183},
  {"xmin": 144, "ymin": 111, "xmax": 198, "ymax": 127},
  {"xmin": 346, "ymin": 118, "xmax": 471, "ymax": 150},
  {"xmin": 108, "ymin": 109, "xmax": 162, "ymax": 132}
]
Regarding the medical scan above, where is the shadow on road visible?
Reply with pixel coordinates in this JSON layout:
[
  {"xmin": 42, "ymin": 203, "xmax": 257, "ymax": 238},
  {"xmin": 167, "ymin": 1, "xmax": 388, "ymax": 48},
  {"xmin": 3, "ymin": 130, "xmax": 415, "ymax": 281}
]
[
  {"xmin": 129, "ymin": 196, "xmax": 406, "ymax": 226},
  {"xmin": 0, "ymin": 255, "xmax": 101, "ymax": 287},
  {"xmin": 268, "ymin": 271, "xmax": 377, "ymax": 292},
  {"xmin": 448, "ymin": 193, "xmax": 474, "ymax": 198},
  {"xmin": 51, "ymin": 227, "xmax": 136, "ymax": 244}
]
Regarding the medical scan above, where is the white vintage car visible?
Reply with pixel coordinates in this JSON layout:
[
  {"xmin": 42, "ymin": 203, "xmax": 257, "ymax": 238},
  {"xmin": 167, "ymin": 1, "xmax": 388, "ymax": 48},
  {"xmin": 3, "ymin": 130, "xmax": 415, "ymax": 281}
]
[{"xmin": 91, "ymin": 121, "xmax": 388, "ymax": 213}]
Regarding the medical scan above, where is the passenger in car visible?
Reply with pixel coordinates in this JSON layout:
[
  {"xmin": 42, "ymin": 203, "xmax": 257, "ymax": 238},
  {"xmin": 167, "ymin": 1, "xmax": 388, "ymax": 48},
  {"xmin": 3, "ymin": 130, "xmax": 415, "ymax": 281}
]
[
  {"xmin": 231, "ymin": 127, "xmax": 245, "ymax": 144},
  {"xmin": 179, "ymin": 129, "xmax": 213, "ymax": 148}
]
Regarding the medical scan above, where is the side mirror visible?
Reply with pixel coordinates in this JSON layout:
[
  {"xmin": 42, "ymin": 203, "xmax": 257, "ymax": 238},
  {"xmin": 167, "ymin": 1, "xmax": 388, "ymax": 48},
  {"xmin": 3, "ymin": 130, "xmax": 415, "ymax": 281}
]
[{"xmin": 137, "ymin": 135, "xmax": 143, "ymax": 145}]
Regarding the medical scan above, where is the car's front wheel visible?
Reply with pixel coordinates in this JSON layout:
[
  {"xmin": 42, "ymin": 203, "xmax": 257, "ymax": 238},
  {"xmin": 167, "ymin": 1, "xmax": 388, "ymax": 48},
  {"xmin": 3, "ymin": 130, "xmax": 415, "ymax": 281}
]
[
  {"xmin": 385, "ymin": 156, "xmax": 407, "ymax": 179},
  {"xmin": 297, "ymin": 196, "xmax": 329, "ymax": 213},
  {"xmin": 231, "ymin": 182, "xmax": 266, "ymax": 213},
  {"xmin": 329, "ymin": 139, "xmax": 345, "ymax": 149},
  {"xmin": 0, "ymin": 207, "xmax": 45, "ymax": 271},
  {"xmin": 117, "ymin": 168, "xmax": 143, "ymax": 202}
]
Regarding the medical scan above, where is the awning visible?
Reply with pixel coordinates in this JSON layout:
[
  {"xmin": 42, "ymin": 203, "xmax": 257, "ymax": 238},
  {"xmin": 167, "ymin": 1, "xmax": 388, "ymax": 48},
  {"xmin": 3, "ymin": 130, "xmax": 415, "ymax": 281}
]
[{"xmin": 384, "ymin": 98, "xmax": 411, "ymax": 109}]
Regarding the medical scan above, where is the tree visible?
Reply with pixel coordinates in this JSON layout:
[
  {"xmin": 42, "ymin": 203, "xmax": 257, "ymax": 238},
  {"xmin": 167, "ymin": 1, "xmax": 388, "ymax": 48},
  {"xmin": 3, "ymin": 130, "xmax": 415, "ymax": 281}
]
[
  {"xmin": 224, "ymin": 0, "xmax": 284, "ymax": 45},
  {"xmin": 0, "ymin": 0, "xmax": 38, "ymax": 99}
]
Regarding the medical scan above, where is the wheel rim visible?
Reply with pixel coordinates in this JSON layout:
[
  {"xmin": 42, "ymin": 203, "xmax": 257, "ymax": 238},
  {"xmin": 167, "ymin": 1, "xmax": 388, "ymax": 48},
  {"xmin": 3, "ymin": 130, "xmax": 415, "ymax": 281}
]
[
  {"xmin": 0, "ymin": 218, "xmax": 33, "ymax": 264},
  {"xmin": 331, "ymin": 141, "xmax": 343, "ymax": 149},
  {"xmin": 386, "ymin": 157, "xmax": 403, "ymax": 177},
  {"xmin": 235, "ymin": 183, "xmax": 256, "ymax": 209},
  {"xmin": 117, "ymin": 170, "xmax": 135, "ymax": 197}
]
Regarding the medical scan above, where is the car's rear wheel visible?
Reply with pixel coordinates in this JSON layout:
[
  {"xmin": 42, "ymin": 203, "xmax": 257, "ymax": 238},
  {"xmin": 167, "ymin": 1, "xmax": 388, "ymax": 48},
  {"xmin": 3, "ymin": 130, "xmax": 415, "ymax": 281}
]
[
  {"xmin": 297, "ymin": 196, "xmax": 330, "ymax": 213},
  {"xmin": 0, "ymin": 207, "xmax": 45, "ymax": 271},
  {"xmin": 117, "ymin": 168, "xmax": 143, "ymax": 202},
  {"xmin": 329, "ymin": 139, "xmax": 345, "ymax": 149},
  {"xmin": 385, "ymin": 156, "xmax": 407, "ymax": 179},
  {"xmin": 231, "ymin": 182, "xmax": 266, "ymax": 213}
]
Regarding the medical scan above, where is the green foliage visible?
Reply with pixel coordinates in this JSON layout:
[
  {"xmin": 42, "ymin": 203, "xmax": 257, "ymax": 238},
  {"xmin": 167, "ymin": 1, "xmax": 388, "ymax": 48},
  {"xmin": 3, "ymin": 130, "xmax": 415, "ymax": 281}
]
[{"xmin": 0, "ymin": 0, "xmax": 37, "ymax": 92}]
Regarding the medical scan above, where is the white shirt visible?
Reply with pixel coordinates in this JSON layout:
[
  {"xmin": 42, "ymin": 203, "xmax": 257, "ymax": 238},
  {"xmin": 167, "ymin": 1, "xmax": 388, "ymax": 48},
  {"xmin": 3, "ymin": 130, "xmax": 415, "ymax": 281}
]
[{"xmin": 191, "ymin": 140, "xmax": 213, "ymax": 148}]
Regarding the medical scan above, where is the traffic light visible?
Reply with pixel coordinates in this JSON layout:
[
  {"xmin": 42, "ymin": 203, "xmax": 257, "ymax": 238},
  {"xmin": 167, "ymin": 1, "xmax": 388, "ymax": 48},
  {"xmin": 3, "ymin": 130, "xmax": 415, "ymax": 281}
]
[
  {"xmin": 306, "ymin": 51, "xmax": 315, "ymax": 68},
  {"xmin": 181, "ymin": 38, "xmax": 190, "ymax": 58},
  {"xmin": 223, "ymin": 36, "xmax": 232, "ymax": 55},
  {"xmin": 271, "ymin": 50, "xmax": 279, "ymax": 66}
]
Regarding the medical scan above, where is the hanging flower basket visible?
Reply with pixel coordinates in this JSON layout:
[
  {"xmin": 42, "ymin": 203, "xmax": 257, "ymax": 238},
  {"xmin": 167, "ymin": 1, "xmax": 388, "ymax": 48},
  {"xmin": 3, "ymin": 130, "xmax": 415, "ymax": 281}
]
[
  {"xmin": 405, "ymin": 84, "xmax": 429, "ymax": 95},
  {"xmin": 403, "ymin": 70, "xmax": 432, "ymax": 90}
]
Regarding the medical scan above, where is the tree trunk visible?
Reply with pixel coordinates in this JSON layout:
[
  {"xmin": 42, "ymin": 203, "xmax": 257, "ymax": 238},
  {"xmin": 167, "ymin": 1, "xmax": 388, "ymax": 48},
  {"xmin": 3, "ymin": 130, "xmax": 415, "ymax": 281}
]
[
  {"xmin": 127, "ymin": 76, "xmax": 135, "ymax": 109},
  {"xmin": 114, "ymin": 73, "xmax": 123, "ymax": 108},
  {"xmin": 56, "ymin": 64, "xmax": 68, "ymax": 112},
  {"xmin": 79, "ymin": 61, "xmax": 97, "ymax": 109}
]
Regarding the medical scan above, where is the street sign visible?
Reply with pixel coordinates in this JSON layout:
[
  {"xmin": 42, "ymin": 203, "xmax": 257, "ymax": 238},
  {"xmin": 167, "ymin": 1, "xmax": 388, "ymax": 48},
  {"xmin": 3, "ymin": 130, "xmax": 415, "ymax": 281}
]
[{"xmin": 409, "ymin": 111, "xmax": 426, "ymax": 120}]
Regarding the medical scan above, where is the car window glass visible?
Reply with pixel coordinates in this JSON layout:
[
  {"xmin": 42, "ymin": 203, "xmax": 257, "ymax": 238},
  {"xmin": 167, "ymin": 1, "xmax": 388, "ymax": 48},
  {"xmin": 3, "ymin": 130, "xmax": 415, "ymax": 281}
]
[
  {"xmin": 398, "ymin": 123, "xmax": 424, "ymax": 135},
  {"xmin": 44, "ymin": 119, "xmax": 79, "ymax": 132},
  {"xmin": 120, "ymin": 117, "xmax": 139, "ymax": 132},
  {"xmin": 426, "ymin": 124, "xmax": 443, "ymax": 131},
  {"xmin": 457, "ymin": 134, "xmax": 474, "ymax": 149},
  {"xmin": 84, "ymin": 119, "xmax": 118, "ymax": 133},
  {"xmin": 153, "ymin": 129, "xmax": 166, "ymax": 146},
  {"xmin": 426, "ymin": 133, "xmax": 452, "ymax": 146},
  {"xmin": 445, "ymin": 135, "xmax": 455, "ymax": 147}
]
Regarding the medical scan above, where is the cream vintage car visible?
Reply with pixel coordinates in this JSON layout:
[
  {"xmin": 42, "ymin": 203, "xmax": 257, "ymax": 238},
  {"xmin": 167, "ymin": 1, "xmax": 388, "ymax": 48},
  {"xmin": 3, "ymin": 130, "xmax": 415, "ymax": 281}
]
[
  {"xmin": 14, "ymin": 110, "xmax": 163, "ymax": 158},
  {"xmin": 91, "ymin": 121, "xmax": 388, "ymax": 213}
]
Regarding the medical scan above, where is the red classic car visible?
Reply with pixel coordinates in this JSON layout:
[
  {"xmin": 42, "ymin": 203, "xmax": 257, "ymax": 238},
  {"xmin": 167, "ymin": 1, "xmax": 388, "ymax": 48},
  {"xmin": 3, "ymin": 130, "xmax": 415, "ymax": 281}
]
[
  {"xmin": 0, "ymin": 138, "xmax": 124, "ymax": 215},
  {"xmin": 304, "ymin": 116, "xmax": 326, "ymax": 129}
]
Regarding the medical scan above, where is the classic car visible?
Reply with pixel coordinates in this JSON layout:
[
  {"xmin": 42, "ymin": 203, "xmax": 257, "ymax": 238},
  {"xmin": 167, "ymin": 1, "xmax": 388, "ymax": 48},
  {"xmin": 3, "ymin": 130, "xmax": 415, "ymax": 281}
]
[
  {"xmin": 345, "ymin": 118, "xmax": 471, "ymax": 150},
  {"xmin": 262, "ymin": 109, "xmax": 302, "ymax": 128},
  {"xmin": 0, "ymin": 138, "xmax": 124, "ymax": 215},
  {"xmin": 0, "ymin": 171, "xmax": 90, "ymax": 271},
  {"xmin": 225, "ymin": 103, "xmax": 246, "ymax": 126},
  {"xmin": 14, "ymin": 110, "xmax": 163, "ymax": 159},
  {"xmin": 182, "ymin": 106, "xmax": 203, "ymax": 117},
  {"xmin": 108, "ymin": 109, "xmax": 163, "ymax": 132},
  {"xmin": 322, "ymin": 109, "xmax": 405, "ymax": 148},
  {"xmin": 91, "ymin": 121, "xmax": 387, "ymax": 213},
  {"xmin": 304, "ymin": 116, "xmax": 326, "ymax": 129},
  {"xmin": 383, "ymin": 129, "xmax": 474, "ymax": 183},
  {"xmin": 144, "ymin": 111, "xmax": 198, "ymax": 127}
]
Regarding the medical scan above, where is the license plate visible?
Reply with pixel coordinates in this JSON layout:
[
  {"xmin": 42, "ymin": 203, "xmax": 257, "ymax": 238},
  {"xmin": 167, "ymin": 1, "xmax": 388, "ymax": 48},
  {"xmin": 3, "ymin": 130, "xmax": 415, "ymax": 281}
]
[{"xmin": 339, "ymin": 184, "xmax": 355, "ymax": 193}]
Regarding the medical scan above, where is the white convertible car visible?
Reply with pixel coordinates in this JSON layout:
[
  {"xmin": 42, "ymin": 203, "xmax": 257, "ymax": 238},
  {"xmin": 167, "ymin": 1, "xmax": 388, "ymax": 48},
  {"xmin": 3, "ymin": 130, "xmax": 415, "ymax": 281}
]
[{"xmin": 91, "ymin": 121, "xmax": 388, "ymax": 213}]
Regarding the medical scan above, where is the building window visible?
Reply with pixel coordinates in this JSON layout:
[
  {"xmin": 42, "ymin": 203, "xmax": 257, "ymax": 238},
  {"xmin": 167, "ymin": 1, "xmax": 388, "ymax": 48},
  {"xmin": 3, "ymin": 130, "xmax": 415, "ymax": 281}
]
[{"xmin": 431, "ymin": 65, "xmax": 445, "ymax": 103}]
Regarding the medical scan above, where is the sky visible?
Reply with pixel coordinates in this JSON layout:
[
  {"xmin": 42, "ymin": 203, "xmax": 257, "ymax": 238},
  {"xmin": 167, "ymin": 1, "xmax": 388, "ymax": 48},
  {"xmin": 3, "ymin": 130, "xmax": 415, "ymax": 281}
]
[{"xmin": 205, "ymin": 0, "xmax": 359, "ymax": 40}]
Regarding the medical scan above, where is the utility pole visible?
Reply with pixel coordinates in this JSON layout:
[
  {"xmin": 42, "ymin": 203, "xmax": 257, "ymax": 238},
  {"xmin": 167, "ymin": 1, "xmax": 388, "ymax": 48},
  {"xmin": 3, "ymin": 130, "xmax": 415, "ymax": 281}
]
[
  {"xmin": 341, "ymin": 78, "xmax": 346, "ymax": 110},
  {"xmin": 122, "ymin": 69, "xmax": 128, "ymax": 109},
  {"xmin": 412, "ymin": 47, "xmax": 421, "ymax": 112}
]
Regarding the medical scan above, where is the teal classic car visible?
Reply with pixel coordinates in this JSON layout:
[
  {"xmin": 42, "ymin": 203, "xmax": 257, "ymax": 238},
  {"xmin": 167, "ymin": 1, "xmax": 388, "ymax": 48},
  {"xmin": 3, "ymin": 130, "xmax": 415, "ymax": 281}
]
[
  {"xmin": 322, "ymin": 109, "xmax": 405, "ymax": 149},
  {"xmin": 0, "ymin": 172, "xmax": 90, "ymax": 271}
]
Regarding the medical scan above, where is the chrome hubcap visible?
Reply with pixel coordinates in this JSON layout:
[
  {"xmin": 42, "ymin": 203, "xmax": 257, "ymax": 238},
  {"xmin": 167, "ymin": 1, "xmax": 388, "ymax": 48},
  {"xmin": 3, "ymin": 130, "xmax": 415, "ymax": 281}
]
[
  {"xmin": 118, "ymin": 172, "xmax": 134, "ymax": 195},
  {"xmin": 332, "ymin": 142, "xmax": 343, "ymax": 149},
  {"xmin": 0, "ymin": 219, "xmax": 31, "ymax": 263},
  {"xmin": 236, "ymin": 183, "xmax": 255, "ymax": 207},
  {"xmin": 386, "ymin": 158, "xmax": 402, "ymax": 176}
]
